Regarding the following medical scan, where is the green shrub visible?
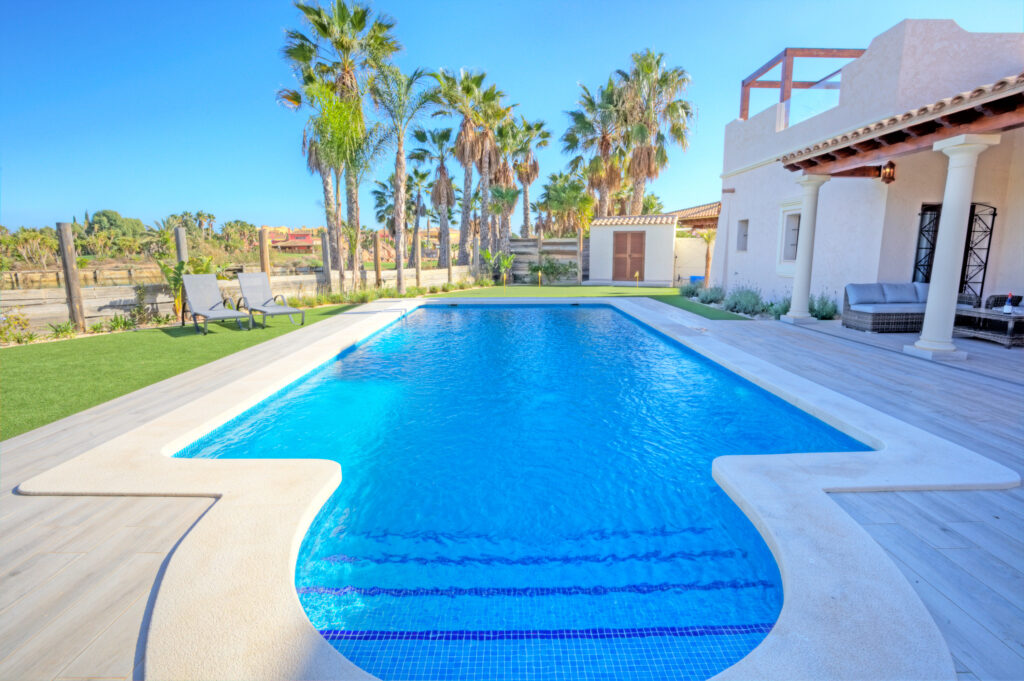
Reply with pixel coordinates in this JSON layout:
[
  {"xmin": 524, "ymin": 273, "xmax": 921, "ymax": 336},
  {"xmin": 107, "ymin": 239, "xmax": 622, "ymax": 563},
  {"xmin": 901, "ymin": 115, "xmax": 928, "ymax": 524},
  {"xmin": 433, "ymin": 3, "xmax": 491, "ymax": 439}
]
[
  {"xmin": 429, "ymin": 286, "xmax": 439, "ymax": 294},
  {"xmin": 528, "ymin": 257, "xmax": 577, "ymax": 285},
  {"xmin": 766, "ymin": 297, "xmax": 791, "ymax": 320},
  {"xmin": 0, "ymin": 308, "xmax": 30, "ymax": 343},
  {"xmin": 457, "ymin": 280, "xmax": 469, "ymax": 290},
  {"xmin": 723, "ymin": 287, "xmax": 765, "ymax": 315},
  {"xmin": 130, "ymin": 285, "xmax": 150, "ymax": 325},
  {"xmin": 107, "ymin": 314, "xmax": 137, "ymax": 331},
  {"xmin": 88, "ymin": 322, "xmax": 106, "ymax": 334},
  {"xmin": 697, "ymin": 286, "xmax": 725, "ymax": 304},
  {"xmin": 679, "ymin": 282, "xmax": 701, "ymax": 298},
  {"xmin": 14, "ymin": 331, "xmax": 39, "ymax": 344},
  {"xmin": 810, "ymin": 293, "xmax": 838, "ymax": 320},
  {"xmin": 48, "ymin": 320, "xmax": 77, "ymax": 339}
]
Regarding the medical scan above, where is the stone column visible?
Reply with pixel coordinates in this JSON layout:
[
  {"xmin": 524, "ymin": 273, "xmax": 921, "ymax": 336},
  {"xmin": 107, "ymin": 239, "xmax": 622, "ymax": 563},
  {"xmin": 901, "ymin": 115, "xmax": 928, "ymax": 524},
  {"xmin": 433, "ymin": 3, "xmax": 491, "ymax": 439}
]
[
  {"xmin": 782, "ymin": 174, "xmax": 830, "ymax": 323},
  {"xmin": 906, "ymin": 134, "xmax": 1000, "ymax": 360}
]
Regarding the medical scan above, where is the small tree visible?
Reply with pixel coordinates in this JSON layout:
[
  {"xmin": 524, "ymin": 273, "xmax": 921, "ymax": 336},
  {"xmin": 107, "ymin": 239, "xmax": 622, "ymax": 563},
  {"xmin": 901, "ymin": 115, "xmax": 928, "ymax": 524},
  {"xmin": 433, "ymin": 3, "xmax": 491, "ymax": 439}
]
[{"xmin": 699, "ymin": 229, "xmax": 715, "ymax": 288}]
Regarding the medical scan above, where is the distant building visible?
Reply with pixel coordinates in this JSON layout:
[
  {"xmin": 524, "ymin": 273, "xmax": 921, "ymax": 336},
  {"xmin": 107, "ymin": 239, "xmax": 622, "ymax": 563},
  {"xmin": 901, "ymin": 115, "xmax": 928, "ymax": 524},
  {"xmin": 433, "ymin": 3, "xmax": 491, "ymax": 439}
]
[
  {"xmin": 266, "ymin": 227, "xmax": 317, "ymax": 253},
  {"xmin": 668, "ymin": 201, "xmax": 721, "ymax": 233}
]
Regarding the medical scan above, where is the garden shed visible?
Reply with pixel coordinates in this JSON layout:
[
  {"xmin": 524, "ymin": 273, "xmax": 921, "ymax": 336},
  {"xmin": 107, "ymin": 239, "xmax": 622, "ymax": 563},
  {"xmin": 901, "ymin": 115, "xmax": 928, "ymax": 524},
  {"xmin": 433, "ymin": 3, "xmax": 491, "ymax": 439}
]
[{"xmin": 587, "ymin": 214, "xmax": 679, "ymax": 286}]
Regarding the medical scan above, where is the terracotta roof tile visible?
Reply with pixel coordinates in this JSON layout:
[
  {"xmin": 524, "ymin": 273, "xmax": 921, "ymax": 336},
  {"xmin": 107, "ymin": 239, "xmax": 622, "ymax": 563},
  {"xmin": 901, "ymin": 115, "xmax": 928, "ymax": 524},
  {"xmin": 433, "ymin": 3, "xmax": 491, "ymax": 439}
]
[
  {"xmin": 590, "ymin": 214, "xmax": 679, "ymax": 226},
  {"xmin": 780, "ymin": 72, "xmax": 1024, "ymax": 164},
  {"xmin": 668, "ymin": 201, "xmax": 721, "ymax": 220}
]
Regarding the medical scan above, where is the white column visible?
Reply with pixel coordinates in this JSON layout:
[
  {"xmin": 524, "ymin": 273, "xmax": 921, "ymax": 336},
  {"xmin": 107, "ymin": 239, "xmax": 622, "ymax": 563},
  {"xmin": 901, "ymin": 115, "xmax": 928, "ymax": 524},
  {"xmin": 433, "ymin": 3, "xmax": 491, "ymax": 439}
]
[
  {"xmin": 782, "ymin": 173, "xmax": 830, "ymax": 323},
  {"xmin": 905, "ymin": 134, "xmax": 1000, "ymax": 360}
]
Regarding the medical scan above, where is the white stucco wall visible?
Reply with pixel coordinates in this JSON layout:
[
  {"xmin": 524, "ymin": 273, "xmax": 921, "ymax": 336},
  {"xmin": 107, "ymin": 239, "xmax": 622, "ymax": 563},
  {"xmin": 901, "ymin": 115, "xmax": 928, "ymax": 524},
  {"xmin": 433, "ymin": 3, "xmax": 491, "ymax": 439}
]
[
  {"xmin": 588, "ymin": 224, "xmax": 676, "ymax": 286},
  {"xmin": 712, "ymin": 19, "xmax": 1024, "ymax": 305},
  {"xmin": 673, "ymin": 237, "xmax": 708, "ymax": 283}
]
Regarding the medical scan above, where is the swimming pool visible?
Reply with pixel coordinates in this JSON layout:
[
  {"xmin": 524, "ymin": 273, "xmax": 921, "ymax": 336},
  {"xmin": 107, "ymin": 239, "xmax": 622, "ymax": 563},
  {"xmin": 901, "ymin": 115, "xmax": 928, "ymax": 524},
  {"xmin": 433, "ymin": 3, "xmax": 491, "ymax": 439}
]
[{"xmin": 177, "ymin": 304, "xmax": 866, "ymax": 680}]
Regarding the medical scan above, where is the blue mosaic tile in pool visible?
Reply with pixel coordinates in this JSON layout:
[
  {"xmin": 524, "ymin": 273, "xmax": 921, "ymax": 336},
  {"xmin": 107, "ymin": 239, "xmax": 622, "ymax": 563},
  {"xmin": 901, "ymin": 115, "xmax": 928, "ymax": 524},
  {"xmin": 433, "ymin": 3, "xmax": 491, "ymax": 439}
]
[{"xmin": 176, "ymin": 305, "xmax": 867, "ymax": 680}]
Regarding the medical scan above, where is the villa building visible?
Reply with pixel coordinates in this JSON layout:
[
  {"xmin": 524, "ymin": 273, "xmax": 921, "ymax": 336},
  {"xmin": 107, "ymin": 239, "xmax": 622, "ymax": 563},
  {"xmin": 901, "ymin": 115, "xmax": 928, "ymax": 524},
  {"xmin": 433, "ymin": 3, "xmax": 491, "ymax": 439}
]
[{"xmin": 710, "ymin": 20, "xmax": 1023, "ymax": 358}]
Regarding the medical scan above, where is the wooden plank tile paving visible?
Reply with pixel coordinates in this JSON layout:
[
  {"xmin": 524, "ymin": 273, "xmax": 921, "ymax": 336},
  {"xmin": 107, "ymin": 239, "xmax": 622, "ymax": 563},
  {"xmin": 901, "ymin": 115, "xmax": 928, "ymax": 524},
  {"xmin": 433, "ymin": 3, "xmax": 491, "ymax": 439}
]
[
  {"xmin": 1, "ymin": 305, "xmax": 1022, "ymax": 679},
  {"xmin": 0, "ymin": 309, "xmax": 377, "ymax": 680},
  {"xmin": 708, "ymin": 319, "xmax": 1024, "ymax": 681}
]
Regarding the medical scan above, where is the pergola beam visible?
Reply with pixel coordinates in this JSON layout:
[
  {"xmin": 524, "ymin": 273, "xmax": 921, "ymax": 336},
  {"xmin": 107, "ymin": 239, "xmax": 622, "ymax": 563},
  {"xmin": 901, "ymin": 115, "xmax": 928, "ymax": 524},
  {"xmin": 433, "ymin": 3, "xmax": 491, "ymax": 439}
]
[
  {"xmin": 739, "ymin": 47, "xmax": 865, "ymax": 122},
  {"xmin": 800, "ymin": 107, "xmax": 1024, "ymax": 175}
]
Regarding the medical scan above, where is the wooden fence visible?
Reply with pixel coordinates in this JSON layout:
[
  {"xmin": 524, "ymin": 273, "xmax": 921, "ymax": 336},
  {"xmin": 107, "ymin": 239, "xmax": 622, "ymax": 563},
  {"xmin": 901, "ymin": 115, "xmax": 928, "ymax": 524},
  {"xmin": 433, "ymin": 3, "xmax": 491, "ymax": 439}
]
[
  {"xmin": 2, "ymin": 266, "xmax": 473, "ymax": 330},
  {"xmin": 508, "ymin": 237, "xmax": 589, "ymax": 283}
]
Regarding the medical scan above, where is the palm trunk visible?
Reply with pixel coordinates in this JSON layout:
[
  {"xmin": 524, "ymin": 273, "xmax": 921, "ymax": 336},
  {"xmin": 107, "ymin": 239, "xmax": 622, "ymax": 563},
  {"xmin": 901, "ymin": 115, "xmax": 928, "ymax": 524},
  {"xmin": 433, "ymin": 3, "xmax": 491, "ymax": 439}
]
[
  {"xmin": 490, "ymin": 215, "xmax": 498, "ymax": 253},
  {"xmin": 393, "ymin": 145, "xmax": 407, "ymax": 295},
  {"xmin": 478, "ymin": 149, "xmax": 490, "ymax": 275},
  {"xmin": 408, "ymin": 192, "xmax": 420, "ymax": 268},
  {"xmin": 346, "ymin": 169, "xmax": 361, "ymax": 290},
  {"xmin": 577, "ymin": 225, "xmax": 584, "ymax": 285},
  {"xmin": 521, "ymin": 182, "xmax": 532, "ymax": 238},
  {"xmin": 629, "ymin": 176, "xmax": 645, "ymax": 215},
  {"xmin": 597, "ymin": 186, "xmax": 609, "ymax": 218},
  {"xmin": 438, "ymin": 204, "xmax": 451, "ymax": 269},
  {"xmin": 704, "ymin": 242, "xmax": 713, "ymax": 288},
  {"xmin": 499, "ymin": 211, "xmax": 511, "ymax": 254},
  {"xmin": 457, "ymin": 166, "xmax": 472, "ymax": 266},
  {"xmin": 320, "ymin": 170, "xmax": 338, "ymax": 267}
]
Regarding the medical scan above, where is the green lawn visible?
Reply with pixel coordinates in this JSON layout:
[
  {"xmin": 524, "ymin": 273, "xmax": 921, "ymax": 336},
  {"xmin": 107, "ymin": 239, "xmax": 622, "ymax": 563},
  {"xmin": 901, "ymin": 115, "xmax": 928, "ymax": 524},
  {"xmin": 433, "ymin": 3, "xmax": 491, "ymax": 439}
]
[
  {"xmin": 0, "ymin": 304, "xmax": 354, "ymax": 440},
  {"xmin": 432, "ymin": 285, "xmax": 748, "ymax": 321}
]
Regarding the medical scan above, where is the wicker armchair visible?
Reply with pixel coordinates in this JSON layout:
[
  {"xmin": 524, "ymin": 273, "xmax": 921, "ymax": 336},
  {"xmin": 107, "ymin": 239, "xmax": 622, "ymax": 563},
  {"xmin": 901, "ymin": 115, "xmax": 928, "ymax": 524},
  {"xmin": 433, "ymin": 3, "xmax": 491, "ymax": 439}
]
[{"xmin": 984, "ymin": 294, "xmax": 1022, "ymax": 309}]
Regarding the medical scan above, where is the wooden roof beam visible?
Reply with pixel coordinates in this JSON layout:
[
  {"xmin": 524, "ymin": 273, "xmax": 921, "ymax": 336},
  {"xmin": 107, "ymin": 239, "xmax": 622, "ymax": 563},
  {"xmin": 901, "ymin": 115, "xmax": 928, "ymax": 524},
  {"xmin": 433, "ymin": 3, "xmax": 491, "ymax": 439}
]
[{"xmin": 792, "ymin": 107, "xmax": 1024, "ymax": 175}]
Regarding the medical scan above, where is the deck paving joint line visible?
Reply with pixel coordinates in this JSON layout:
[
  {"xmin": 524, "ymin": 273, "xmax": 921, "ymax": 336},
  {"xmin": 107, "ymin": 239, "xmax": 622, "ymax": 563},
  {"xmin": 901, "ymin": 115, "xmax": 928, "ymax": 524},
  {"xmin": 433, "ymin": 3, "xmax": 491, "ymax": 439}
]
[{"xmin": 7, "ymin": 297, "xmax": 1021, "ymax": 681}]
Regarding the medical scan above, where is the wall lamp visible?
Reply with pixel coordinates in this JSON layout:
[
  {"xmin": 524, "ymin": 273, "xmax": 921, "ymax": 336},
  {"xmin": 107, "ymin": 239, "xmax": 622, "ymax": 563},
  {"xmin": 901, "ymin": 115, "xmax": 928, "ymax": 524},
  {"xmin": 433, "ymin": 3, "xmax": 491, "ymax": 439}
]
[{"xmin": 880, "ymin": 161, "xmax": 896, "ymax": 184}]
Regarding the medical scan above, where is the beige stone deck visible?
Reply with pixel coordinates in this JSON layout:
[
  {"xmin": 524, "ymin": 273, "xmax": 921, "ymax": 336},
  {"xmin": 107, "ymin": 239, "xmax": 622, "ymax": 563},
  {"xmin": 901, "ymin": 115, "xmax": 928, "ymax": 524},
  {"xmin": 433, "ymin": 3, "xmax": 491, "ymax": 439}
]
[{"xmin": 1, "ymin": 302, "xmax": 1021, "ymax": 680}]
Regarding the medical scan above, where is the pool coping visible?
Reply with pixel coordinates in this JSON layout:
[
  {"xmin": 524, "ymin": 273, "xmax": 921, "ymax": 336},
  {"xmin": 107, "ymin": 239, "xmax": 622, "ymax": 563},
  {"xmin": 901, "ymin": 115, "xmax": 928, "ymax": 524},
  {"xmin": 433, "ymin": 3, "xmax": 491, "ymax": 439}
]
[{"xmin": 16, "ymin": 297, "xmax": 1019, "ymax": 681}]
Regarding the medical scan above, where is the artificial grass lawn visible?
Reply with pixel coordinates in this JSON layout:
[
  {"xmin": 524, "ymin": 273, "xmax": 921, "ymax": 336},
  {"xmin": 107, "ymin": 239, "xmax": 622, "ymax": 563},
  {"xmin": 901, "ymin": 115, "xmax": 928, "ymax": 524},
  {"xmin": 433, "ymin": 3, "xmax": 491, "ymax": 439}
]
[
  {"xmin": 1, "ymin": 304, "xmax": 354, "ymax": 440},
  {"xmin": 433, "ymin": 285, "xmax": 748, "ymax": 321}
]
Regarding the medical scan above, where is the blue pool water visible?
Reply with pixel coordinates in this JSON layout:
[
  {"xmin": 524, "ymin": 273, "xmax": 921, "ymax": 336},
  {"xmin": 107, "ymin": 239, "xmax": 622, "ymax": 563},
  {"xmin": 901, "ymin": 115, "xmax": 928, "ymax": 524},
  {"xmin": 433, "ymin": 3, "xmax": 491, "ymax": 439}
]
[{"xmin": 177, "ymin": 305, "xmax": 866, "ymax": 680}]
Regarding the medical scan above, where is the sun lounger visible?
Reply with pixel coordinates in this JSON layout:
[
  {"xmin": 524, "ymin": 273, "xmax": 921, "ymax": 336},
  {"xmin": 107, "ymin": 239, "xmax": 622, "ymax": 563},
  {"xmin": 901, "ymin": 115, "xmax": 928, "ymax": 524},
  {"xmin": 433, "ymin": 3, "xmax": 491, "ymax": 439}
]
[
  {"xmin": 236, "ymin": 272, "xmax": 305, "ymax": 328},
  {"xmin": 182, "ymin": 274, "xmax": 252, "ymax": 334}
]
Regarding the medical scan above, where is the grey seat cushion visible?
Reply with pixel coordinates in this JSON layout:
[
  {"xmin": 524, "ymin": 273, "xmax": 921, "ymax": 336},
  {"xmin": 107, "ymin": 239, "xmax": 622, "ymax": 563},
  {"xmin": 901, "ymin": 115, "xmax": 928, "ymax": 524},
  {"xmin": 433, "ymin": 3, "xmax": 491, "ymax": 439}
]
[
  {"xmin": 882, "ymin": 283, "xmax": 919, "ymax": 303},
  {"xmin": 850, "ymin": 303, "xmax": 926, "ymax": 314},
  {"xmin": 846, "ymin": 283, "xmax": 885, "ymax": 305},
  {"xmin": 913, "ymin": 282, "xmax": 929, "ymax": 302}
]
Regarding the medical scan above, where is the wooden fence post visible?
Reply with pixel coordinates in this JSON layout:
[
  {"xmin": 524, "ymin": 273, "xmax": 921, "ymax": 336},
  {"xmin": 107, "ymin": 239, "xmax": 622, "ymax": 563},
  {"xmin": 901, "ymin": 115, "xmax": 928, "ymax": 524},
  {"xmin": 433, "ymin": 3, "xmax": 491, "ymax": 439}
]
[
  {"xmin": 174, "ymin": 227, "xmax": 188, "ymax": 263},
  {"xmin": 56, "ymin": 222, "xmax": 86, "ymax": 332},
  {"xmin": 373, "ymin": 231, "xmax": 382, "ymax": 288},
  {"xmin": 259, "ymin": 228, "xmax": 271, "ymax": 276},
  {"xmin": 320, "ymin": 231, "xmax": 333, "ymax": 293}
]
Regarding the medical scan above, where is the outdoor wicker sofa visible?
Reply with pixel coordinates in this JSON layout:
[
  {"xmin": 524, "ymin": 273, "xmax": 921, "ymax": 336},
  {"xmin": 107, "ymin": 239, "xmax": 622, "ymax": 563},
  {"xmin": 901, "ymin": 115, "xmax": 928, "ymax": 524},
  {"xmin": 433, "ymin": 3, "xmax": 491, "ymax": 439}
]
[{"xmin": 842, "ymin": 282, "xmax": 931, "ymax": 333}]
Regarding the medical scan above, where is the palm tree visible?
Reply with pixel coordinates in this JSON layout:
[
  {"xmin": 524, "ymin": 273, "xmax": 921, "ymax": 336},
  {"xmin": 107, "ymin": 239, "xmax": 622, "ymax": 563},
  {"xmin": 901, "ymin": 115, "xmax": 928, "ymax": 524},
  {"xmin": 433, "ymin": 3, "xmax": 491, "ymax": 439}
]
[
  {"xmin": 475, "ymin": 96, "xmax": 514, "ymax": 261},
  {"xmin": 616, "ymin": 50, "xmax": 693, "ymax": 215},
  {"xmin": 642, "ymin": 193, "xmax": 664, "ymax": 214},
  {"xmin": 512, "ymin": 118, "xmax": 549, "ymax": 238},
  {"xmin": 490, "ymin": 185, "xmax": 521, "ymax": 254},
  {"xmin": 343, "ymin": 122, "xmax": 387, "ymax": 286},
  {"xmin": 406, "ymin": 167, "xmax": 430, "ymax": 270},
  {"xmin": 435, "ymin": 69, "xmax": 494, "ymax": 269},
  {"xmin": 699, "ymin": 229, "xmax": 715, "ymax": 289},
  {"xmin": 279, "ymin": 0, "xmax": 400, "ymax": 284},
  {"xmin": 370, "ymin": 64, "xmax": 436, "ymax": 294},
  {"xmin": 410, "ymin": 127, "xmax": 456, "ymax": 271},
  {"xmin": 563, "ymin": 79, "xmax": 625, "ymax": 218},
  {"xmin": 540, "ymin": 173, "xmax": 593, "ymax": 283}
]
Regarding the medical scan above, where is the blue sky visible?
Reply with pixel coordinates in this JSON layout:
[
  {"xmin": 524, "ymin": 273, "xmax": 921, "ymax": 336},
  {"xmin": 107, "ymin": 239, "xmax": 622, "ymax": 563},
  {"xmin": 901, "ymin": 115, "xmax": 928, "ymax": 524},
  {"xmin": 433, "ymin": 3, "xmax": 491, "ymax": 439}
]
[{"xmin": 2, "ymin": 0, "xmax": 1021, "ymax": 232}]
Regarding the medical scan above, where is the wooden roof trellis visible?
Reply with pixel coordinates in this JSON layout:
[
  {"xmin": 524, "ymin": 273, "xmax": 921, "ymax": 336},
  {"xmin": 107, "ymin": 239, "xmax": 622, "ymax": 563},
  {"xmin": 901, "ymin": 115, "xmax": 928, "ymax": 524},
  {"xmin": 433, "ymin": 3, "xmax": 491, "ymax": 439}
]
[{"xmin": 780, "ymin": 72, "xmax": 1024, "ymax": 175}]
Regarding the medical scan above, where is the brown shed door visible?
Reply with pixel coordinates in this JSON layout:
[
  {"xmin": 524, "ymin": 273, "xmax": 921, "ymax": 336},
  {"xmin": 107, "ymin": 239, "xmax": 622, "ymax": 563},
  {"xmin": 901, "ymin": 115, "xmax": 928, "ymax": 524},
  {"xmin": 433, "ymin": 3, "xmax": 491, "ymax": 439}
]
[{"xmin": 612, "ymin": 231, "xmax": 645, "ymax": 281}]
